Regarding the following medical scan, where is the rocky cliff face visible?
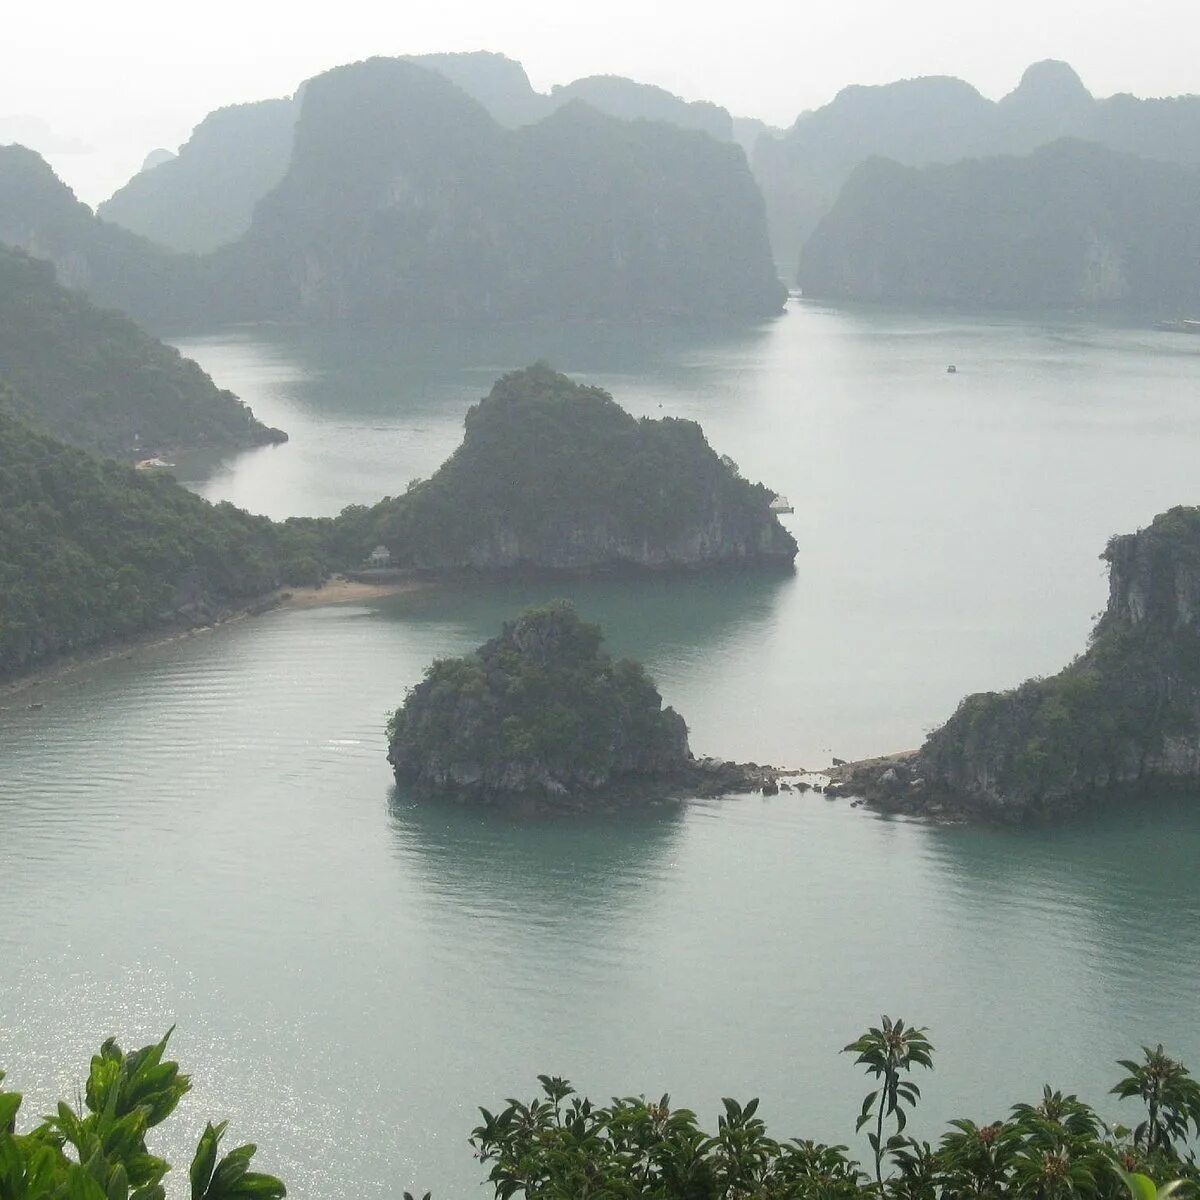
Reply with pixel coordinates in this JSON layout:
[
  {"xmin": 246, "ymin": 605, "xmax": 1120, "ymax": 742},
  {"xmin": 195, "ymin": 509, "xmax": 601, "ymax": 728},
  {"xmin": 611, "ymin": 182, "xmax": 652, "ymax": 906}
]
[
  {"xmin": 798, "ymin": 140, "xmax": 1200, "ymax": 311},
  {"xmin": 838, "ymin": 507, "xmax": 1200, "ymax": 820},
  {"xmin": 371, "ymin": 364, "xmax": 797, "ymax": 573},
  {"xmin": 225, "ymin": 58, "xmax": 782, "ymax": 323}
]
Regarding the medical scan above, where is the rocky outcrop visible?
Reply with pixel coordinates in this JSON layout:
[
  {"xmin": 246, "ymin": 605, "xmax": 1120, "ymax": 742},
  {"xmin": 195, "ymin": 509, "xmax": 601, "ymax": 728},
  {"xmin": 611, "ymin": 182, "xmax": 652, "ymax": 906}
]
[
  {"xmin": 371, "ymin": 364, "xmax": 797, "ymax": 572},
  {"xmin": 837, "ymin": 507, "xmax": 1200, "ymax": 820},
  {"xmin": 387, "ymin": 602, "xmax": 792, "ymax": 808},
  {"xmin": 798, "ymin": 140, "xmax": 1200, "ymax": 311}
]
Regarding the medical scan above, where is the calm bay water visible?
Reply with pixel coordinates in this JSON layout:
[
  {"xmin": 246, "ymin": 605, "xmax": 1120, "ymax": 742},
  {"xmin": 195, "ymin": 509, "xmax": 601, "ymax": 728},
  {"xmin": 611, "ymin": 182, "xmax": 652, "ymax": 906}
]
[{"xmin": 3, "ymin": 303, "xmax": 1200, "ymax": 1197}]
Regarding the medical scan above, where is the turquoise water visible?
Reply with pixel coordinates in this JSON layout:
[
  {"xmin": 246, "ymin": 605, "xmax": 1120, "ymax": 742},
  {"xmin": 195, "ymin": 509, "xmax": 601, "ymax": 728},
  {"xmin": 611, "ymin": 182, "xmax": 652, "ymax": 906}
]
[{"xmin": 2, "ymin": 303, "xmax": 1199, "ymax": 1197}]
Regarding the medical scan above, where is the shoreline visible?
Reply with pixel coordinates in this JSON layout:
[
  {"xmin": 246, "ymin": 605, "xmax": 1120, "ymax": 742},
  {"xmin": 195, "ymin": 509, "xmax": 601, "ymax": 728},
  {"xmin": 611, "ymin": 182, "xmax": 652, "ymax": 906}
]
[{"xmin": 0, "ymin": 575, "xmax": 430, "ymax": 700}]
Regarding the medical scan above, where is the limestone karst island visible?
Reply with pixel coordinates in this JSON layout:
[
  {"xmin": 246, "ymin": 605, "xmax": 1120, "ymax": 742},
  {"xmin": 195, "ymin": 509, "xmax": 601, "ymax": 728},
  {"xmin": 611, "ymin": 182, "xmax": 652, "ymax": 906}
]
[{"xmin": 387, "ymin": 601, "xmax": 789, "ymax": 808}]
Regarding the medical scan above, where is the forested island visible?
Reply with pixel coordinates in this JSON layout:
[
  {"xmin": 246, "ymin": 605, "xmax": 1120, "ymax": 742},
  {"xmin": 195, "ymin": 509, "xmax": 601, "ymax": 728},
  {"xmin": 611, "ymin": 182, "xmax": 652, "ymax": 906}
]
[
  {"xmin": 837, "ymin": 506, "xmax": 1200, "ymax": 819},
  {"xmin": 388, "ymin": 602, "xmax": 788, "ymax": 807},
  {"xmin": 367, "ymin": 363, "xmax": 796, "ymax": 571},
  {"xmin": 0, "ymin": 402, "xmax": 335, "ymax": 679},
  {"xmin": 0, "ymin": 245, "xmax": 283, "ymax": 457},
  {"xmin": 0, "ymin": 358, "xmax": 791, "ymax": 681},
  {"xmin": 798, "ymin": 139, "xmax": 1200, "ymax": 310}
]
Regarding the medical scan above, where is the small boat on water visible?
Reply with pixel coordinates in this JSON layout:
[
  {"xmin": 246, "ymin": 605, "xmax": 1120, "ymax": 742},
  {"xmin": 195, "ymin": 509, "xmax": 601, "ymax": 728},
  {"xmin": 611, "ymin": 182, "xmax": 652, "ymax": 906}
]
[{"xmin": 1155, "ymin": 319, "xmax": 1200, "ymax": 334}]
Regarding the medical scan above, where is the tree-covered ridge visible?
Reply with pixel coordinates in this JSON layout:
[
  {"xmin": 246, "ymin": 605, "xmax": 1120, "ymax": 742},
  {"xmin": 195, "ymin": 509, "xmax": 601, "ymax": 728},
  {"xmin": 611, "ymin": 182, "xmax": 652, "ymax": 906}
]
[
  {"xmin": 97, "ymin": 97, "xmax": 298, "ymax": 254},
  {"xmin": 387, "ymin": 601, "xmax": 690, "ymax": 800},
  {"xmin": 0, "ymin": 145, "xmax": 210, "ymax": 330},
  {"xmin": 371, "ymin": 363, "xmax": 796, "ymax": 570},
  {"xmin": 0, "ymin": 245, "xmax": 283, "ymax": 457},
  {"xmin": 0, "ymin": 1029, "xmax": 285, "ymax": 1200},
  {"xmin": 0, "ymin": 404, "xmax": 331, "ymax": 678},
  {"xmin": 798, "ymin": 139, "xmax": 1200, "ymax": 311},
  {"xmin": 839, "ymin": 507, "xmax": 1200, "ymax": 819}
]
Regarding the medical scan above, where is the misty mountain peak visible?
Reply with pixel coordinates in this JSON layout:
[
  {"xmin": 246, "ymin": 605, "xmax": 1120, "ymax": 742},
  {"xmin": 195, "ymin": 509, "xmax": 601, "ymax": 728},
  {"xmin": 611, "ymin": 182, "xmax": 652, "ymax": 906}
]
[{"xmin": 1003, "ymin": 59, "xmax": 1092, "ymax": 108}]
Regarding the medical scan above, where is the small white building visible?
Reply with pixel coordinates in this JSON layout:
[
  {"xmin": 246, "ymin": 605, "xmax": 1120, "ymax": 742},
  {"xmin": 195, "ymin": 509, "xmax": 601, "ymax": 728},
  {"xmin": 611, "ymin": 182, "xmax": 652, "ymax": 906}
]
[
  {"xmin": 769, "ymin": 494, "xmax": 794, "ymax": 514},
  {"xmin": 367, "ymin": 545, "xmax": 392, "ymax": 568}
]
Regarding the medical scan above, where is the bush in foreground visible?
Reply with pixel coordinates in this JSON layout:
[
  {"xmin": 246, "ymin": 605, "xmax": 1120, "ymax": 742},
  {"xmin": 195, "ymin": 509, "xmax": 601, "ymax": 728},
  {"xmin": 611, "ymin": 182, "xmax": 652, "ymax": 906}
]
[{"xmin": 0, "ymin": 1029, "xmax": 284, "ymax": 1200}]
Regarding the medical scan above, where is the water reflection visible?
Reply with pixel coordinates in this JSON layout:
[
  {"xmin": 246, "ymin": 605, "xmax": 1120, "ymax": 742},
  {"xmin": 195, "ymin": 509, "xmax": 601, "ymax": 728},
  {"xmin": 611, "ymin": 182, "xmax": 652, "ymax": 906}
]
[{"xmin": 387, "ymin": 788, "xmax": 686, "ymax": 960}]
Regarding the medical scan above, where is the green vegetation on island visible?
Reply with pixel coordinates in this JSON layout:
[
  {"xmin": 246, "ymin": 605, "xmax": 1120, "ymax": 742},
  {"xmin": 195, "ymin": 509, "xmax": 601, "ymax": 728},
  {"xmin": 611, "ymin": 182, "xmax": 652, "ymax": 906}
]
[
  {"xmin": 798, "ymin": 140, "xmax": 1200, "ymax": 311},
  {"xmin": 0, "ymin": 245, "xmax": 283, "ymax": 457},
  {"xmin": 839, "ymin": 506, "xmax": 1200, "ymax": 819},
  {"xmin": 0, "ymin": 404, "xmax": 333, "ymax": 679},
  {"xmin": 0, "ymin": 360, "xmax": 788, "ymax": 682},
  {"xmin": 369, "ymin": 363, "xmax": 796, "ymax": 571},
  {"xmin": 0, "ymin": 1029, "xmax": 285, "ymax": 1200},
  {"xmin": 387, "ymin": 601, "xmax": 693, "ymax": 803}
]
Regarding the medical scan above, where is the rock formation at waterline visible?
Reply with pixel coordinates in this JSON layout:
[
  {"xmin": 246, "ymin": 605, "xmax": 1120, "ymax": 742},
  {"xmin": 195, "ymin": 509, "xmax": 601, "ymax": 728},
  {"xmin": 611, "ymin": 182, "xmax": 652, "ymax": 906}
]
[{"xmin": 838, "ymin": 507, "xmax": 1200, "ymax": 819}]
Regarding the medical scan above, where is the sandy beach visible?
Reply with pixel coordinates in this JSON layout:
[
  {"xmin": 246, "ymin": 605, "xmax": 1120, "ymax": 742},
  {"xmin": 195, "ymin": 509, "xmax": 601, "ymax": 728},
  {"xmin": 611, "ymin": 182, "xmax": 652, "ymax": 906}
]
[{"xmin": 1, "ymin": 574, "xmax": 430, "ymax": 699}]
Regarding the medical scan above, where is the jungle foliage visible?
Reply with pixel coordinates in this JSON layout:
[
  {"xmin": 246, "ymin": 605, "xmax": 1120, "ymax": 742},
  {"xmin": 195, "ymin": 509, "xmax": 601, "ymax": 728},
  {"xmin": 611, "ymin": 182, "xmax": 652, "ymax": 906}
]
[
  {"xmin": 386, "ymin": 600, "xmax": 688, "ymax": 794},
  {"xmin": 468, "ymin": 1019, "xmax": 1200, "ymax": 1200},
  {"xmin": 0, "ymin": 244, "xmax": 281, "ymax": 458},
  {"xmin": 0, "ymin": 1030, "xmax": 284, "ymax": 1200},
  {"xmin": 371, "ymin": 363, "xmax": 789, "ymax": 569},
  {"xmin": 0, "ymin": 403, "xmax": 338, "ymax": 678}
]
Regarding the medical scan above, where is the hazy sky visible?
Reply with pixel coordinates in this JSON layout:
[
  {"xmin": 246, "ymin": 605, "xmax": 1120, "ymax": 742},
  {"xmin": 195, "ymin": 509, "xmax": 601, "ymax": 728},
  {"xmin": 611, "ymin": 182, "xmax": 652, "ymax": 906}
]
[{"xmin": 3, "ymin": 0, "xmax": 1197, "ymax": 204}]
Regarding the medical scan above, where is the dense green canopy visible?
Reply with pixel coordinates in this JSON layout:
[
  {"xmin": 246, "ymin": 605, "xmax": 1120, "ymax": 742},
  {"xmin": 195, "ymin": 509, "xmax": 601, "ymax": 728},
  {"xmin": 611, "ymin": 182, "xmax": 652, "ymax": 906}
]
[
  {"xmin": 0, "ymin": 244, "xmax": 281, "ymax": 457},
  {"xmin": 387, "ymin": 601, "xmax": 690, "ymax": 799},
  {"xmin": 0, "ymin": 402, "xmax": 329, "ymax": 678},
  {"xmin": 371, "ymin": 363, "xmax": 796, "ymax": 570}
]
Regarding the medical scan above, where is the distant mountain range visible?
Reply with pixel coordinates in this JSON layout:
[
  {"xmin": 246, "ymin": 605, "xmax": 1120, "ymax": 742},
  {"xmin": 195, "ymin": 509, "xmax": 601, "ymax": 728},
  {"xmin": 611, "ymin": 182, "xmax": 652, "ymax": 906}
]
[
  {"xmin": 220, "ymin": 58, "xmax": 781, "ymax": 323},
  {"xmin": 2, "ymin": 56, "xmax": 783, "ymax": 327},
  {"xmin": 4, "ymin": 54, "xmax": 1200, "ymax": 322},
  {"xmin": 754, "ymin": 59, "xmax": 1200, "ymax": 277},
  {"xmin": 798, "ymin": 139, "xmax": 1200, "ymax": 311},
  {"xmin": 96, "ymin": 52, "xmax": 743, "ymax": 256},
  {"xmin": 98, "ymin": 97, "xmax": 297, "ymax": 254}
]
